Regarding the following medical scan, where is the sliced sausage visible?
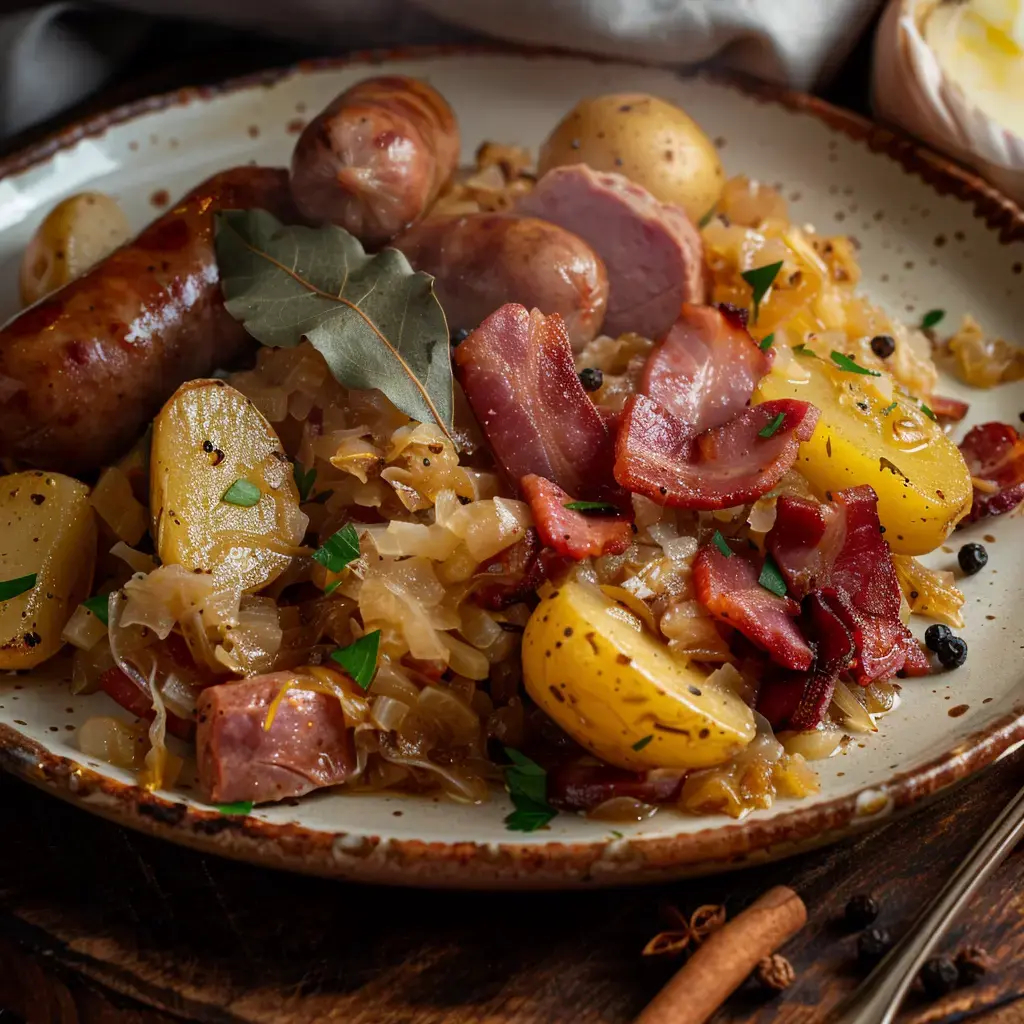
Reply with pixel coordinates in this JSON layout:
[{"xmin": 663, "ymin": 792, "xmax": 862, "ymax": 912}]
[
  {"xmin": 517, "ymin": 164, "xmax": 707, "ymax": 341},
  {"xmin": 196, "ymin": 673, "xmax": 355, "ymax": 805},
  {"xmin": 394, "ymin": 213, "xmax": 608, "ymax": 350},
  {"xmin": 0, "ymin": 167, "xmax": 298, "ymax": 477},
  {"xmin": 290, "ymin": 75, "xmax": 459, "ymax": 247}
]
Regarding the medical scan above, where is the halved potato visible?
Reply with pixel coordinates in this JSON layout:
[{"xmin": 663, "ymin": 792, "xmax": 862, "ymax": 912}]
[
  {"xmin": 0, "ymin": 471, "xmax": 97, "ymax": 669},
  {"xmin": 19, "ymin": 192, "xmax": 132, "ymax": 306},
  {"xmin": 151, "ymin": 380, "xmax": 307, "ymax": 593},
  {"xmin": 523, "ymin": 580, "xmax": 755, "ymax": 770}
]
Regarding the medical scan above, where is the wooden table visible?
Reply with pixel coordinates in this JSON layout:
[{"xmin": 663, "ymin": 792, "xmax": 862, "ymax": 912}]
[{"xmin": 1, "ymin": 24, "xmax": 1022, "ymax": 1024}]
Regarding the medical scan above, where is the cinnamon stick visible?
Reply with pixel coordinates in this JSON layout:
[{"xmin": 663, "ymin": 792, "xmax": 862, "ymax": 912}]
[{"xmin": 633, "ymin": 885, "xmax": 807, "ymax": 1024}]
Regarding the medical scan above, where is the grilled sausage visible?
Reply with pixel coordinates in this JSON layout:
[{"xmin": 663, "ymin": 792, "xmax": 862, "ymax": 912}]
[
  {"xmin": 517, "ymin": 164, "xmax": 708, "ymax": 341},
  {"xmin": 290, "ymin": 75, "xmax": 459, "ymax": 247},
  {"xmin": 394, "ymin": 213, "xmax": 608, "ymax": 350},
  {"xmin": 0, "ymin": 167, "xmax": 298, "ymax": 476}
]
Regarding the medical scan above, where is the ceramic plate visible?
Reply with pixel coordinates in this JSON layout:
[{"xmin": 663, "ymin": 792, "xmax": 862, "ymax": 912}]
[{"xmin": 1, "ymin": 50, "xmax": 1022, "ymax": 888}]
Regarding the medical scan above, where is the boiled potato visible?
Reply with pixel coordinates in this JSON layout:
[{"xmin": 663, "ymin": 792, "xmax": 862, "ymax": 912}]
[
  {"xmin": 523, "ymin": 581, "xmax": 755, "ymax": 770},
  {"xmin": 151, "ymin": 380, "xmax": 307, "ymax": 593},
  {"xmin": 754, "ymin": 353, "xmax": 972, "ymax": 555},
  {"xmin": 19, "ymin": 192, "xmax": 132, "ymax": 306},
  {"xmin": 538, "ymin": 93, "xmax": 725, "ymax": 223},
  {"xmin": 0, "ymin": 471, "xmax": 97, "ymax": 670}
]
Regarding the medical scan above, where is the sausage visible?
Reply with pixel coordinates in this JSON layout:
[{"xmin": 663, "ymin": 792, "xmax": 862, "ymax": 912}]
[
  {"xmin": 394, "ymin": 213, "xmax": 608, "ymax": 350},
  {"xmin": 517, "ymin": 164, "xmax": 708, "ymax": 341},
  {"xmin": 0, "ymin": 167, "xmax": 298, "ymax": 477},
  {"xmin": 196, "ymin": 673, "xmax": 354, "ymax": 805},
  {"xmin": 289, "ymin": 75, "xmax": 459, "ymax": 247}
]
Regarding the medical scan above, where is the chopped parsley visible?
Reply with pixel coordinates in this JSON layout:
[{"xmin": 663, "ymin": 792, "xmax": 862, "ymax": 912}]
[
  {"xmin": 830, "ymin": 351, "xmax": 881, "ymax": 377},
  {"xmin": 82, "ymin": 594, "xmax": 109, "ymax": 625},
  {"xmin": 330, "ymin": 630, "xmax": 381, "ymax": 690},
  {"xmin": 324, "ymin": 580, "xmax": 342, "ymax": 596},
  {"xmin": 0, "ymin": 574, "xmax": 36, "ymax": 601},
  {"xmin": 758, "ymin": 555, "xmax": 788, "ymax": 598},
  {"xmin": 312, "ymin": 523, "xmax": 360, "ymax": 573},
  {"xmin": 698, "ymin": 205, "xmax": 716, "ymax": 228},
  {"xmin": 292, "ymin": 460, "xmax": 317, "ymax": 502},
  {"xmin": 758, "ymin": 412, "xmax": 786, "ymax": 438},
  {"xmin": 564, "ymin": 500, "xmax": 618, "ymax": 514},
  {"xmin": 920, "ymin": 402, "xmax": 937, "ymax": 421},
  {"xmin": 792, "ymin": 343, "xmax": 817, "ymax": 358},
  {"xmin": 221, "ymin": 479, "xmax": 261, "ymax": 507},
  {"xmin": 759, "ymin": 333, "xmax": 775, "ymax": 351},
  {"xmin": 881, "ymin": 401, "xmax": 898, "ymax": 416},
  {"xmin": 920, "ymin": 309, "xmax": 945, "ymax": 331},
  {"xmin": 741, "ymin": 261, "xmax": 783, "ymax": 323},
  {"xmin": 609, "ymin": 830, "xmax": 625, "ymax": 839},
  {"xmin": 632, "ymin": 735, "xmax": 654, "ymax": 752},
  {"xmin": 503, "ymin": 747, "xmax": 557, "ymax": 832},
  {"xmin": 215, "ymin": 801, "xmax": 253, "ymax": 815},
  {"xmin": 712, "ymin": 530, "xmax": 732, "ymax": 558}
]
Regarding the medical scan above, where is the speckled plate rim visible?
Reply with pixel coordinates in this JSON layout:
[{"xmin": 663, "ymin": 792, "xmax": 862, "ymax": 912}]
[{"xmin": 1, "ymin": 45, "xmax": 1023, "ymax": 889}]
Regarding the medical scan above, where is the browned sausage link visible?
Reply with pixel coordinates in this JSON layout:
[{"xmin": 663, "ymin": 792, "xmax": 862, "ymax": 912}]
[
  {"xmin": 290, "ymin": 75, "xmax": 459, "ymax": 247},
  {"xmin": 0, "ymin": 167, "xmax": 298, "ymax": 476},
  {"xmin": 395, "ymin": 213, "xmax": 609, "ymax": 350}
]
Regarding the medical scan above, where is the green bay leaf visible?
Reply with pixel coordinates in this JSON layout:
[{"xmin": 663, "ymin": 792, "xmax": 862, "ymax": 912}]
[{"xmin": 215, "ymin": 210, "xmax": 454, "ymax": 437}]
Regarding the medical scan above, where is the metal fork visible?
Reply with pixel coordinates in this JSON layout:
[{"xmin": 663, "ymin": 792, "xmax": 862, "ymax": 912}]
[{"xmin": 829, "ymin": 778, "xmax": 1024, "ymax": 1024}]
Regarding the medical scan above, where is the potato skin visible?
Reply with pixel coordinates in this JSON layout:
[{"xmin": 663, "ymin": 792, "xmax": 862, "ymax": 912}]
[
  {"xmin": 754, "ymin": 356, "xmax": 972, "ymax": 555},
  {"xmin": 538, "ymin": 93, "xmax": 725, "ymax": 223},
  {"xmin": 150, "ymin": 380, "xmax": 307, "ymax": 593},
  {"xmin": 0, "ymin": 471, "xmax": 96, "ymax": 670},
  {"xmin": 19, "ymin": 192, "xmax": 132, "ymax": 307},
  {"xmin": 522, "ymin": 581, "xmax": 755, "ymax": 771}
]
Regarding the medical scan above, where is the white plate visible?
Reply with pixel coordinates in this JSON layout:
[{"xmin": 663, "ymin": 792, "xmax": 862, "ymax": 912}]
[{"xmin": 1, "ymin": 51, "xmax": 1023, "ymax": 888}]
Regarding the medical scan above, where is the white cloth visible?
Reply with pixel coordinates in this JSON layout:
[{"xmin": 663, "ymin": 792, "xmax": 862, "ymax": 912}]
[{"xmin": 0, "ymin": 0, "xmax": 883, "ymax": 138}]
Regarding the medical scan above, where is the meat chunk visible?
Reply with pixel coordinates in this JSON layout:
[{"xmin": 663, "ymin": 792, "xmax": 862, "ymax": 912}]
[
  {"xmin": 196, "ymin": 673, "xmax": 354, "ymax": 805},
  {"xmin": 517, "ymin": 164, "xmax": 706, "ymax": 339}
]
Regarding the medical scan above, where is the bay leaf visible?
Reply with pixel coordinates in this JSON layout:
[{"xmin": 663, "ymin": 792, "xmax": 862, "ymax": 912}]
[{"xmin": 215, "ymin": 210, "xmax": 453, "ymax": 437}]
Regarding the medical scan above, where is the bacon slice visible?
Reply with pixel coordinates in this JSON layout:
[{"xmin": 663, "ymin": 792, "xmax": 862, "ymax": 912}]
[
  {"xmin": 547, "ymin": 762, "xmax": 686, "ymax": 812},
  {"xmin": 454, "ymin": 304, "xmax": 618, "ymax": 499},
  {"xmin": 521, "ymin": 474, "xmax": 633, "ymax": 560},
  {"xmin": 928, "ymin": 394, "xmax": 969, "ymax": 424},
  {"xmin": 641, "ymin": 304, "xmax": 772, "ymax": 435},
  {"xmin": 958, "ymin": 421, "xmax": 1024, "ymax": 522},
  {"xmin": 473, "ymin": 529, "xmax": 570, "ymax": 609},
  {"xmin": 692, "ymin": 546, "xmax": 812, "ymax": 670},
  {"xmin": 614, "ymin": 394, "xmax": 819, "ymax": 510}
]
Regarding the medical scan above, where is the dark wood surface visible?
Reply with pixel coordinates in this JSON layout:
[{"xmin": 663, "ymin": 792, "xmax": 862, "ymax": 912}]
[{"xmin": 2, "ymin": 19, "xmax": 1022, "ymax": 1024}]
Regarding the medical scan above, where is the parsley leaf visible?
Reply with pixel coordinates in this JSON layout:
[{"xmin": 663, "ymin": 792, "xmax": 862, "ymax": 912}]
[
  {"xmin": 758, "ymin": 555, "xmax": 788, "ymax": 597},
  {"xmin": 758, "ymin": 412, "xmax": 786, "ymax": 438},
  {"xmin": 292, "ymin": 460, "xmax": 317, "ymax": 502},
  {"xmin": 920, "ymin": 309, "xmax": 945, "ymax": 331},
  {"xmin": 712, "ymin": 531, "xmax": 732, "ymax": 558},
  {"xmin": 830, "ymin": 351, "xmax": 881, "ymax": 377},
  {"xmin": 609, "ymin": 830, "xmax": 624, "ymax": 839},
  {"xmin": 632, "ymin": 735, "xmax": 654, "ymax": 752},
  {"xmin": 82, "ymin": 594, "xmax": 109, "ymax": 626},
  {"xmin": 698, "ymin": 205, "xmax": 716, "ymax": 228},
  {"xmin": 881, "ymin": 401, "xmax": 898, "ymax": 416},
  {"xmin": 216, "ymin": 801, "xmax": 253, "ymax": 815},
  {"xmin": 759, "ymin": 333, "xmax": 775, "ymax": 351},
  {"xmin": 503, "ymin": 747, "xmax": 557, "ymax": 832},
  {"xmin": 792, "ymin": 343, "xmax": 817, "ymax": 358},
  {"xmin": 312, "ymin": 523, "xmax": 360, "ymax": 573},
  {"xmin": 221, "ymin": 479, "xmax": 261, "ymax": 507},
  {"xmin": 741, "ymin": 261, "xmax": 783, "ymax": 323},
  {"xmin": 0, "ymin": 574, "xmax": 36, "ymax": 601},
  {"xmin": 324, "ymin": 580, "xmax": 342, "ymax": 596},
  {"xmin": 563, "ymin": 500, "xmax": 618, "ymax": 514},
  {"xmin": 330, "ymin": 630, "xmax": 381, "ymax": 690},
  {"xmin": 920, "ymin": 402, "xmax": 937, "ymax": 421}
]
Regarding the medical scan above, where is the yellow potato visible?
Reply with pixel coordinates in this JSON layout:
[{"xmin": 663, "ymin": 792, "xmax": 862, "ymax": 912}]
[
  {"xmin": 523, "ymin": 581, "xmax": 755, "ymax": 770},
  {"xmin": 538, "ymin": 93, "xmax": 725, "ymax": 223},
  {"xmin": 151, "ymin": 380, "xmax": 307, "ymax": 593},
  {"xmin": 754, "ymin": 352, "xmax": 972, "ymax": 555},
  {"xmin": 0, "ymin": 471, "xmax": 97, "ymax": 670},
  {"xmin": 19, "ymin": 192, "xmax": 132, "ymax": 306}
]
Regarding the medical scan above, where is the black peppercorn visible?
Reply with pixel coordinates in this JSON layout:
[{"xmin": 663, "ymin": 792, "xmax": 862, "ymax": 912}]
[
  {"xmin": 924, "ymin": 623, "xmax": 952, "ymax": 652},
  {"xmin": 857, "ymin": 927, "xmax": 893, "ymax": 966},
  {"xmin": 844, "ymin": 894, "xmax": 879, "ymax": 928},
  {"xmin": 956, "ymin": 946, "xmax": 992, "ymax": 984},
  {"xmin": 936, "ymin": 635, "xmax": 968, "ymax": 669},
  {"xmin": 450, "ymin": 327, "xmax": 470, "ymax": 346},
  {"xmin": 578, "ymin": 367, "xmax": 604, "ymax": 392},
  {"xmin": 870, "ymin": 334, "xmax": 896, "ymax": 358},
  {"xmin": 957, "ymin": 542, "xmax": 988, "ymax": 575},
  {"xmin": 920, "ymin": 957, "xmax": 959, "ymax": 998}
]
